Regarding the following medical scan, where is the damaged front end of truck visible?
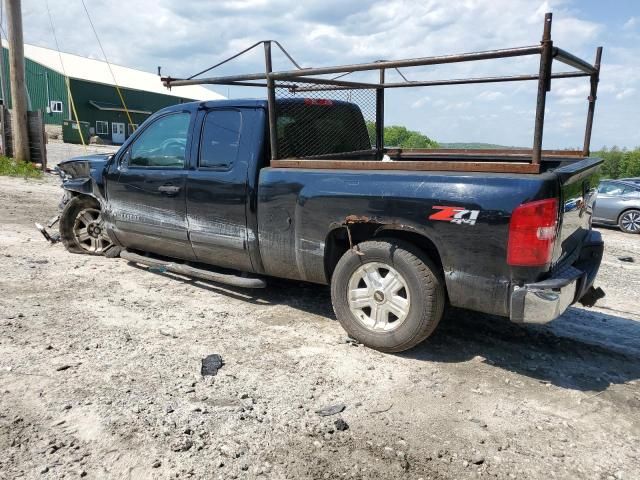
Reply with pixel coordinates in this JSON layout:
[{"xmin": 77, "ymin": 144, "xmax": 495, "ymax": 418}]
[{"xmin": 37, "ymin": 153, "xmax": 118, "ymax": 256}]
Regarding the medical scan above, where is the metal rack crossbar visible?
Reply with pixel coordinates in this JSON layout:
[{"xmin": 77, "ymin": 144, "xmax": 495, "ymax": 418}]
[{"xmin": 162, "ymin": 12, "xmax": 602, "ymax": 174}]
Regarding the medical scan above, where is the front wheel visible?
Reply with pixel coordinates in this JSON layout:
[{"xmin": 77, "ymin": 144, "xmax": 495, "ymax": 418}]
[
  {"xmin": 330, "ymin": 239, "xmax": 445, "ymax": 353},
  {"xmin": 619, "ymin": 209, "xmax": 640, "ymax": 234},
  {"xmin": 59, "ymin": 196, "xmax": 114, "ymax": 255}
]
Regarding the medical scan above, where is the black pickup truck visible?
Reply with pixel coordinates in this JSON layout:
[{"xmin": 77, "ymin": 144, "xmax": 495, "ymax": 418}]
[{"xmin": 55, "ymin": 97, "xmax": 604, "ymax": 352}]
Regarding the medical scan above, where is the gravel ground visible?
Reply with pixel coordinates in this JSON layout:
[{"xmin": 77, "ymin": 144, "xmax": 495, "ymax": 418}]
[{"xmin": 0, "ymin": 174, "xmax": 639, "ymax": 480}]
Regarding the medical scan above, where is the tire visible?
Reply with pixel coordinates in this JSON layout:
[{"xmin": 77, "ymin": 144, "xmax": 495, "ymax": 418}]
[
  {"xmin": 618, "ymin": 209, "xmax": 640, "ymax": 234},
  {"xmin": 59, "ymin": 195, "xmax": 114, "ymax": 255},
  {"xmin": 330, "ymin": 239, "xmax": 445, "ymax": 353}
]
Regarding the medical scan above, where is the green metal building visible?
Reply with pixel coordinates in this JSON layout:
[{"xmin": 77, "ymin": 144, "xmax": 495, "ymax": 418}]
[{"xmin": 1, "ymin": 41, "xmax": 224, "ymax": 144}]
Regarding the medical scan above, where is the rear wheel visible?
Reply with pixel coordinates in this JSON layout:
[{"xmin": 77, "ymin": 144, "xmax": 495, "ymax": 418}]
[
  {"xmin": 619, "ymin": 209, "xmax": 640, "ymax": 234},
  {"xmin": 330, "ymin": 239, "xmax": 445, "ymax": 352},
  {"xmin": 59, "ymin": 196, "xmax": 114, "ymax": 255}
]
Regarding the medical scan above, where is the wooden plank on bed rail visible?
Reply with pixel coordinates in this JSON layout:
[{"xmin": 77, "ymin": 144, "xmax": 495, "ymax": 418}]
[{"xmin": 271, "ymin": 159, "xmax": 541, "ymax": 174}]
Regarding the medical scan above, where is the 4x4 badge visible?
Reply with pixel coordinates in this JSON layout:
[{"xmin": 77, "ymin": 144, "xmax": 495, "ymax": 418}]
[{"xmin": 429, "ymin": 206, "xmax": 480, "ymax": 226}]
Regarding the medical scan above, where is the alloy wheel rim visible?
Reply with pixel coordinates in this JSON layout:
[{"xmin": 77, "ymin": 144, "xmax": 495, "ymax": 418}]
[
  {"xmin": 73, "ymin": 208, "xmax": 112, "ymax": 253},
  {"xmin": 347, "ymin": 262, "xmax": 411, "ymax": 332},
  {"xmin": 621, "ymin": 212, "xmax": 640, "ymax": 232}
]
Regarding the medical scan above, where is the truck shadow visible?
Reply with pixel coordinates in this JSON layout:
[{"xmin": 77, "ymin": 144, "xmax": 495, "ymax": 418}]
[
  {"xmin": 131, "ymin": 264, "xmax": 639, "ymax": 392},
  {"xmin": 403, "ymin": 307, "xmax": 640, "ymax": 392},
  {"xmin": 128, "ymin": 263, "xmax": 335, "ymax": 316}
]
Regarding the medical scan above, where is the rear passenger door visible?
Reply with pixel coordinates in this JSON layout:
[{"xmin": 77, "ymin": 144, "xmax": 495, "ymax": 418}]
[{"xmin": 185, "ymin": 108, "xmax": 258, "ymax": 272}]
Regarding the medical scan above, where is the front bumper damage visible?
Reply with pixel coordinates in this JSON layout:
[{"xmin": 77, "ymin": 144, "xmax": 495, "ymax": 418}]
[
  {"xmin": 35, "ymin": 214, "xmax": 61, "ymax": 244},
  {"xmin": 510, "ymin": 230, "xmax": 605, "ymax": 324}
]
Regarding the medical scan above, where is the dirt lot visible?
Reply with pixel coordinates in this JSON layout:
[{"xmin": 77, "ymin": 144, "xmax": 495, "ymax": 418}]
[{"xmin": 1, "ymin": 174, "xmax": 639, "ymax": 480}]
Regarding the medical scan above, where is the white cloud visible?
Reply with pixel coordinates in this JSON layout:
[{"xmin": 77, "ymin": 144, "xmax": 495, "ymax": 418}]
[
  {"xmin": 616, "ymin": 88, "xmax": 636, "ymax": 100},
  {"xmin": 411, "ymin": 96, "xmax": 431, "ymax": 108},
  {"xmin": 444, "ymin": 101, "xmax": 472, "ymax": 111},
  {"xmin": 477, "ymin": 91, "xmax": 505, "ymax": 101},
  {"xmin": 623, "ymin": 17, "xmax": 638, "ymax": 30},
  {"xmin": 551, "ymin": 17, "xmax": 602, "ymax": 47},
  {"xmin": 550, "ymin": 83, "xmax": 590, "ymax": 105}
]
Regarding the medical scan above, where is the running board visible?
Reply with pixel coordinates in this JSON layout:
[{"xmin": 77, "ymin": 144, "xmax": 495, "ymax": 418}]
[{"xmin": 120, "ymin": 250, "xmax": 266, "ymax": 289}]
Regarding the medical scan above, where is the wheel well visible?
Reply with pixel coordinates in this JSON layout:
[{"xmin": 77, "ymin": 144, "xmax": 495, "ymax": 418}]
[
  {"xmin": 65, "ymin": 192, "xmax": 100, "ymax": 208},
  {"xmin": 324, "ymin": 224, "xmax": 444, "ymax": 282}
]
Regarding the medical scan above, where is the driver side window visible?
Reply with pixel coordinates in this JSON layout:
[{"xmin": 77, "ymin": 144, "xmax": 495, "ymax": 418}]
[{"xmin": 129, "ymin": 112, "xmax": 191, "ymax": 168}]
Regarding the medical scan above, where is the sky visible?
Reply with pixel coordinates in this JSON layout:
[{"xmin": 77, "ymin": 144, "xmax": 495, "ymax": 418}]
[{"xmin": 12, "ymin": 0, "xmax": 640, "ymax": 148}]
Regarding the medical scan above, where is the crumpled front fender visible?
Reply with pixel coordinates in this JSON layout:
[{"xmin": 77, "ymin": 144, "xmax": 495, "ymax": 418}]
[
  {"xmin": 57, "ymin": 153, "xmax": 112, "ymax": 204},
  {"xmin": 61, "ymin": 177, "xmax": 94, "ymax": 196}
]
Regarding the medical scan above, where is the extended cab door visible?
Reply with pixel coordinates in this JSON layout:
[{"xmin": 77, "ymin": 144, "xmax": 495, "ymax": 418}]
[
  {"xmin": 104, "ymin": 111, "xmax": 197, "ymax": 261},
  {"xmin": 185, "ymin": 107, "xmax": 264, "ymax": 272}
]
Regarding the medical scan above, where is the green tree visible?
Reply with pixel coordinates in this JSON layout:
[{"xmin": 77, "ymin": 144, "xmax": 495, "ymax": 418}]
[
  {"xmin": 594, "ymin": 146, "xmax": 640, "ymax": 179},
  {"xmin": 366, "ymin": 121, "xmax": 438, "ymax": 149},
  {"xmin": 620, "ymin": 149, "xmax": 640, "ymax": 178}
]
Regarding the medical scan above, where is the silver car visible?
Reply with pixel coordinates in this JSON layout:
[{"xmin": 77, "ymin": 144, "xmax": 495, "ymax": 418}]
[{"xmin": 593, "ymin": 179, "xmax": 640, "ymax": 234}]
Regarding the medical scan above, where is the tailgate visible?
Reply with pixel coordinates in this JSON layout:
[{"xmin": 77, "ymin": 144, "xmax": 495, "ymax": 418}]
[{"xmin": 552, "ymin": 157, "xmax": 603, "ymax": 267}]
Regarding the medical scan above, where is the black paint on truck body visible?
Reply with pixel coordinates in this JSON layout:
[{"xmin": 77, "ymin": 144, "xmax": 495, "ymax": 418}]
[{"xmin": 57, "ymin": 99, "xmax": 602, "ymax": 319}]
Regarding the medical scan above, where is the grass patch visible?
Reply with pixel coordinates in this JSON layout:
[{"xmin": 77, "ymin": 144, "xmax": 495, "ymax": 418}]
[{"xmin": 0, "ymin": 156, "xmax": 42, "ymax": 178}]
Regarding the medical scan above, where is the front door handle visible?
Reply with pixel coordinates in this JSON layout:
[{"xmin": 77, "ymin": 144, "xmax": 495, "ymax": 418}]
[{"xmin": 158, "ymin": 184, "xmax": 181, "ymax": 196}]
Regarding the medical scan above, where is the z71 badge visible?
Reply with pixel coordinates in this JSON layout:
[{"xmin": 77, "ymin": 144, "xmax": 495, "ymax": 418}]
[{"xmin": 429, "ymin": 206, "xmax": 480, "ymax": 226}]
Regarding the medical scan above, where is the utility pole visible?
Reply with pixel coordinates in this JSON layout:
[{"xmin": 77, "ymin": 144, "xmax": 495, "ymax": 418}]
[
  {"xmin": 0, "ymin": 0, "xmax": 7, "ymax": 107},
  {"xmin": 5, "ymin": 0, "xmax": 29, "ymax": 161}
]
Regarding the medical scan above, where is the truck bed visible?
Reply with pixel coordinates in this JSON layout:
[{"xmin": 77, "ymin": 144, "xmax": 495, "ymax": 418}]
[
  {"xmin": 257, "ymin": 154, "xmax": 602, "ymax": 318},
  {"xmin": 270, "ymin": 148, "xmax": 587, "ymax": 174}
]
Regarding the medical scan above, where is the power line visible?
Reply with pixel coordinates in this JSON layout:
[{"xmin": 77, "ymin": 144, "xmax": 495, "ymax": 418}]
[
  {"xmin": 44, "ymin": 0, "xmax": 86, "ymax": 148},
  {"xmin": 79, "ymin": 0, "xmax": 134, "ymax": 128}
]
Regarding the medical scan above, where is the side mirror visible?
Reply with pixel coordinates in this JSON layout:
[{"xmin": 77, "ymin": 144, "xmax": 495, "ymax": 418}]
[{"xmin": 117, "ymin": 149, "xmax": 130, "ymax": 171}]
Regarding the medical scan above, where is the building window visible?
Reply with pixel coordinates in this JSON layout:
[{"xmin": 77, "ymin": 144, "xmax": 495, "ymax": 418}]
[
  {"xmin": 96, "ymin": 121, "xmax": 109, "ymax": 135},
  {"xmin": 128, "ymin": 123, "xmax": 139, "ymax": 135},
  {"xmin": 49, "ymin": 101, "xmax": 63, "ymax": 113}
]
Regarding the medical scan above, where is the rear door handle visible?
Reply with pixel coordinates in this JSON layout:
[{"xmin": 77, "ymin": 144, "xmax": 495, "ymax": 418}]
[{"xmin": 158, "ymin": 184, "xmax": 181, "ymax": 195}]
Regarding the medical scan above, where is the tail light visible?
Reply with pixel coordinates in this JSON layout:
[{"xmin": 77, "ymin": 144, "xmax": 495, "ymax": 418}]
[{"xmin": 507, "ymin": 198, "xmax": 558, "ymax": 266}]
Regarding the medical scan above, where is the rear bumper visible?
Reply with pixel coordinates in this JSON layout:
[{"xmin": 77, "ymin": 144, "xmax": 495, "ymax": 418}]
[{"xmin": 510, "ymin": 230, "xmax": 604, "ymax": 324}]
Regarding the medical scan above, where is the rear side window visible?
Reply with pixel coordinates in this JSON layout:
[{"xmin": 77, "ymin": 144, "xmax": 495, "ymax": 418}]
[
  {"xmin": 276, "ymin": 101, "xmax": 371, "ymax": 158},
  {"xmin": 129, "ymin": 113, "xmax": 190, "ymax": 168},
  {"xmin": 598, "ymin": 182, "xmax": 639, "ymax": 196},
  {"xmin": 199, "ymin": 110, "xmax": 242, "ymax": 170},
  {"xmin": 598, "ymin": 182, "xmax": 621, "ymax": 195}
]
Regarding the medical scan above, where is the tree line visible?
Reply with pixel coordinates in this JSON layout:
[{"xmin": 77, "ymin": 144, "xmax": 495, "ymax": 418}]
[
  {"xmin": 364, "ymin": 121, "xmax": 638, "ymax": 179},
  {"xmin": 366, "ymin": 122, "xmax": 439, "ymax": 149},
  {"xmin": 593, "ymin": 147, "xmax": 640, "ymax": 179}
]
